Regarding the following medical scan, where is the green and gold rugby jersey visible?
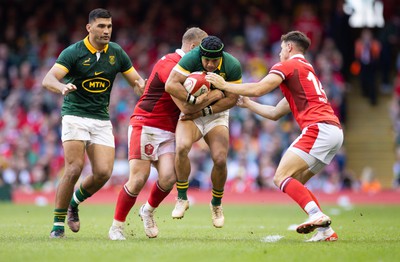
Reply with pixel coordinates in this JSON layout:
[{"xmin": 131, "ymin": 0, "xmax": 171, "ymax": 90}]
[
  {"xmin": 55, "ymin": 36, "xmax": 134, "ymax": 120},
  {"xmin": 174, "ymin": 46, "xmax": 242, "ymax": 84}
]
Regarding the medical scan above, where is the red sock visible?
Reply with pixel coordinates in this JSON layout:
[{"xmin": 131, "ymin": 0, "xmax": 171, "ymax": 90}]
[
  {"xmin": 148, "ymin": 181, "xmax": 170, "ymax": 208},
  {"xmin": 306, "ymin": 188, "xmax": 321, "ymax": 210},
  {"xmin": 114, "ymin": 185, "xmax": 137, "ymax": 222},
  {"xmin": 280, "ymin": 177, "xmax": 313, "ymax": 210}
]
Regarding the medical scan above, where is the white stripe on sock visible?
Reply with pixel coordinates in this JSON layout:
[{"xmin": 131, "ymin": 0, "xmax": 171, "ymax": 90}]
[
  {"xmin": 123, "ymin": 184, "xmax": 137, "ymax": 197},
  {"xmin": 73, "ymin": 193, "xmax": 81, "ymax": 205},
  {"xmin": 279, "ymin": 177, "xmax": 292, "ymax": 191}
]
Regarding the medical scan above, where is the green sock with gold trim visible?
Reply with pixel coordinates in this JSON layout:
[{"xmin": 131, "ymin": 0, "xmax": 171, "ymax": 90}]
[
  {"xmin": 52, "ymin": 208, "xmax": 67, "ymax": 231},
  {"xmin": 176, "ymin": 180, "xmax": 189, "ymax": 200},
  {"xmin": 70, "ymin": 184, "xmax": 92, "ymax": 208},
  {"xmin": 211, "ymin": 188, "xmax": 224, "ymax": 206}
]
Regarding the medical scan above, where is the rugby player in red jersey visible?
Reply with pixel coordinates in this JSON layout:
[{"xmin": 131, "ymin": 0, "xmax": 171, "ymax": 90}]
[
  {"xmin": 108, "ymin": 27, "xmax": 222, "ymax": 240},
  {"xmin": 207, "ymin": 31, "xmax": 343, "ymax": 242}
]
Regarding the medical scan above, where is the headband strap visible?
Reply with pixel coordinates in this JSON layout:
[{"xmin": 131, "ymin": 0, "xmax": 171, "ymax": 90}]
[{"xmin": 199, "ymin": 43, "xmax": 224, "ymax": 58}]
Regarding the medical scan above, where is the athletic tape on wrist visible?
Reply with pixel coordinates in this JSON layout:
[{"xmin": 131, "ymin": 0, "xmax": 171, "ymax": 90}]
[
  {"xmin": 202, "ymin": 106, "xmax": 213, "ymax": 116},
  {"xmin": 186, "ymin": 94, "xmax": 197, "ymax": 104}
]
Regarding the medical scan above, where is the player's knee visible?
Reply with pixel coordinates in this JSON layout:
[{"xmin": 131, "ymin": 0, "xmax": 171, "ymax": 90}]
[
  {"xmin": 94, "ymin": 169, "xmax": 112, "ymax": 184},
  {"xmin": 175, "ymin": 144, "xmax": 190, "ymax": 158},
  {"xmin": 158, "ymin": 176, "xmax": 176, "ymax": 191},
  {"xmin": 64, "ymin": 164, "xmax": 83, "ymax": 181},
  {"xmin": 127, "ymin": 174, "xmax": 148, "ymax": 190},
  {"xmin": 212, "ymin": 153, "xmax": 227, "ymax": 168}
]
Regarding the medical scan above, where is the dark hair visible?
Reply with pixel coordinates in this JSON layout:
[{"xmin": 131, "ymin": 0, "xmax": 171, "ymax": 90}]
[
  {"xmin": 199, "ymin": 36, "xmax": 224, "ymax": 58},
  {"xmin": 88, "ymin": 8, "xmax": 112, "ymax": 23},
  {"xmin": 281, "ymin": 31, "xmax": 311, "ymax": 53}
]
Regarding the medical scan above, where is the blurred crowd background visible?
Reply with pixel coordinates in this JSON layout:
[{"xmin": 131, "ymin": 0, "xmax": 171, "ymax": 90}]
[{"xmin": 1, "ymin": 0, "xmax": 400, "ymax": 201}]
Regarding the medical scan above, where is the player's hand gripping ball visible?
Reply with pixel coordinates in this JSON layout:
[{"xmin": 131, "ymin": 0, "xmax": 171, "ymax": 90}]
[{"xmin": 183, "ymin": 72, "xmax": 211, "ymax": 97}]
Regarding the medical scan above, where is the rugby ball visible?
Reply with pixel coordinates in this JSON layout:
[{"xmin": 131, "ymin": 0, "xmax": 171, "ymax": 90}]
[{"xmin": 183, "ymin": 71, "xmax": 210, "ymax": 97}]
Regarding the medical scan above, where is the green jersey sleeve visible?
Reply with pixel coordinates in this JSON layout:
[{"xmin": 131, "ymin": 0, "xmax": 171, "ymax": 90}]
[{"xmin": 56, "ymin": 45, "xmax": 79, "ymax": 73}]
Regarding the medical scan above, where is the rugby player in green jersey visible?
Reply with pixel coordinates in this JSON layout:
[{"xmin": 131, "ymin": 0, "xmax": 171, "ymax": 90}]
[
  {"xmin": 42, "ymin": 8, "xmax": 145, "ymax": 238},
  {"xmin": 166, "ymin": 36, "xmax": 242, "ymax": 228}
]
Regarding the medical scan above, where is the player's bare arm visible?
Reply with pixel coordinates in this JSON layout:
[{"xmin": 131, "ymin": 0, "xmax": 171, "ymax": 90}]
[
  {"xmin": 240, "ymin": 97, "xmax": 290, "ymax": 121},
  {"xmin": 166, "ymin": 70, "xmax": 215, "ymax": 105},
  {"xmin": 171, "ymin": 89, "xmax": 224, "ymax": 115},
  {"xmin": 180, "ymin": 90, "xmax": 238, "ymax": 121},
  {"xmin": 123, "ymin": 68, "xmax": 146, "ymax": 96},
  {"xmin": 42, "ymin": 65, "xmax": 77, "ymax": 96},
  {"xmin": 206, "ymin": 89, "xmax": 238, "ymax": 114},
  {"xmin": 165, "ymin": 70, "xmax": 190, "ymax": 101},
  {"xmin": 206, "ymin": 72, "xmax": 282, "ymax": 97}
]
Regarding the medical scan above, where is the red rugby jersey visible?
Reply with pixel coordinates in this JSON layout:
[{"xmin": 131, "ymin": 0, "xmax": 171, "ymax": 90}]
[
  {"xmin": 269, "ymin": 54, "xmax": 341, "ymax": 130},
  {"xmin": 131, "ymin": 49, "xmax": 184, "ymax": 133}
]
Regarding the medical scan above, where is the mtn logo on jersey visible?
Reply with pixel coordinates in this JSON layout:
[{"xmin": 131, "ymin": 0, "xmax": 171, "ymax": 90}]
[{"xmin": 82, "ymin": 77, "xmax": 111, "ymax": 93}]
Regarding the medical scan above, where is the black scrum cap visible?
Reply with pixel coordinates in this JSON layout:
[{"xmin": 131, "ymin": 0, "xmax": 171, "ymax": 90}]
[{"xmin": 199, "ymin": 36, "xmax": 224, "ymax": 59}]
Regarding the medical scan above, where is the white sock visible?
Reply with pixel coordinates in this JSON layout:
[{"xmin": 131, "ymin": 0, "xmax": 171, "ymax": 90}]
[
  {"xmin": 144, "ymin": 202, "xmax": 155, "ymax": 212},
  {"xmin": 112, "ymin": 219, "xmax": 125, "ymax": 227},
  {"xmin": 304, "ymin": 201, "xmax": 321, "ymax": 217}
]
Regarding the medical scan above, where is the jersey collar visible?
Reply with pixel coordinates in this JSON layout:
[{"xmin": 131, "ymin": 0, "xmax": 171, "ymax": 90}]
[
  {"xmin": 289, "ymin": 54, "xmax": 305, "ymax": 60},
  {"xmin": 84, "ymin": 36, "xmax": 109, "ymax": 54},
  {"xmin": 176, "ymin": 49, "xmax": 185, "ymax": 58},
  {"xmin": 217, "ymin": 57, "xmax": 223, "ymax": 70}
]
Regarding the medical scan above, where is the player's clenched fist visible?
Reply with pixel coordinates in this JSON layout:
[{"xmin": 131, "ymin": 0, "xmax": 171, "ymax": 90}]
[{"xmin": 61, "ymin": 83, "xmax": 77, "ymax": 96}]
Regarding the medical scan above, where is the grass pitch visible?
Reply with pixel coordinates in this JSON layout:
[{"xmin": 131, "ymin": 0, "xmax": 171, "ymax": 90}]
[{"xmin": 0, "ymin": 203, "xmax": 399, "ymax": 262}]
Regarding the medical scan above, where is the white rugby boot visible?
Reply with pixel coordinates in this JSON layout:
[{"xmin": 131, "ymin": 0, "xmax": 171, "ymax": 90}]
[
  {"xmin": 109, "ymin": 223, "xmax": 126, "ymax": 241},
  {"xmin": 172, "ymin": 199, "xmax": 189, "ymax": 219},
  {"xmin": 306, "ymin": 227, "xmax": 338, "ymax": 242},
  {"xmin": 210, "ymin": 203, "xmax": 224, "ymax": 228},
  {"xmin": 139, "ymin": 204, "xmax": 159, "ymax": 238},
  {"xmin": 296, "ymin": 213, "xmax": 331, "ymax": 234}
]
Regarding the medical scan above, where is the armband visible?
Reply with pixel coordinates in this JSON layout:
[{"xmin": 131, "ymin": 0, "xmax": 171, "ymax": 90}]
[
  {"xmin": 186, "ymin": 93, "xmax": 197, "ymax": 105},
  {"xmin": 202, "ymin": 106, "xmax": 213, "ymax": 116}
]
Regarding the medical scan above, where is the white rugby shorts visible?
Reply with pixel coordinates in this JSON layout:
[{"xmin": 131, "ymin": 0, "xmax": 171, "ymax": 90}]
[
  {"xmin": 288, "ymin": 123, "xmax": 343, "ymax": 174},
  {"xmin": 61, "ymin": 115, "xmax": 114, "ymax": 147},
  {"xmin": 192, "ymin": 110, "xmax": 229, "ymax": 136},
  {"xmin": 128, "ymin": 125, "xmax": 175, "ymax": 161}
]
